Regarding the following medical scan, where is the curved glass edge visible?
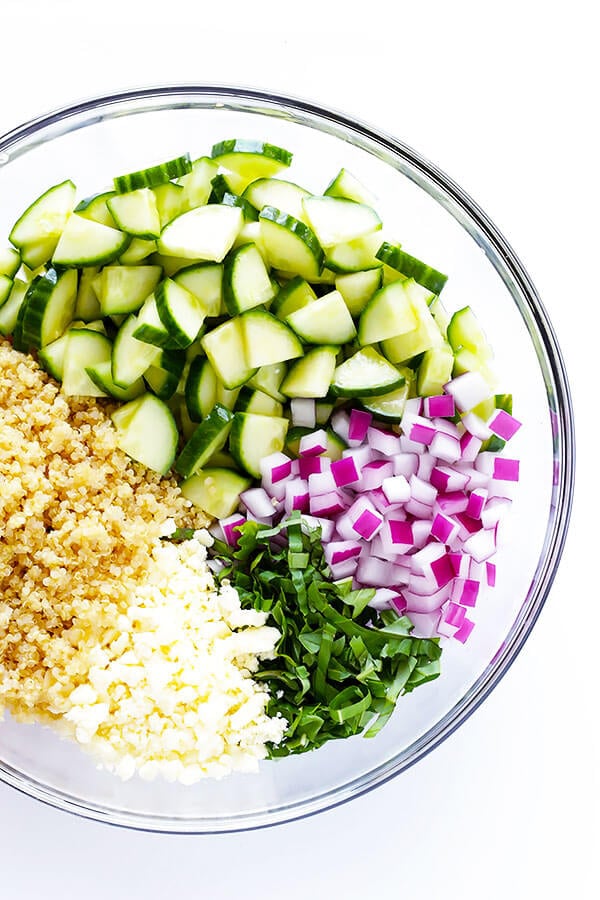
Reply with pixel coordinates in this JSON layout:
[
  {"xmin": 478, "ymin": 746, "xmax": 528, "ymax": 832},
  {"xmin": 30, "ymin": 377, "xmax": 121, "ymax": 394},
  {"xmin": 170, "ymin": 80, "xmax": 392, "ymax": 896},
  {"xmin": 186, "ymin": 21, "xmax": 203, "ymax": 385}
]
[{"xmin": 0, "ymin": 85, "xmax": 576, "ymax": 834}]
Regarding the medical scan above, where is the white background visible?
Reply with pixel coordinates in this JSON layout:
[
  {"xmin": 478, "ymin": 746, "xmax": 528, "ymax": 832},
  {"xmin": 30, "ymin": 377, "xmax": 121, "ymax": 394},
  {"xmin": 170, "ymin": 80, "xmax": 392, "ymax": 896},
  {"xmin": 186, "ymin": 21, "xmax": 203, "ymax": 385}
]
[{"xmin": 0, "ymin": 1, "xmax": 598, "ymax": 897}]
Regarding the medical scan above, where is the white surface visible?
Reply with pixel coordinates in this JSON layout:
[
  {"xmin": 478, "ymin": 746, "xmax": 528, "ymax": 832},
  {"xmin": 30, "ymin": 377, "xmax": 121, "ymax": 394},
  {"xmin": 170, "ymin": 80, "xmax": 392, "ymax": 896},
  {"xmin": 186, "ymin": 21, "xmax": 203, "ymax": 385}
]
[{"xmin": 0, "ymin": 1, "xmax": 597, "ymax": 897}]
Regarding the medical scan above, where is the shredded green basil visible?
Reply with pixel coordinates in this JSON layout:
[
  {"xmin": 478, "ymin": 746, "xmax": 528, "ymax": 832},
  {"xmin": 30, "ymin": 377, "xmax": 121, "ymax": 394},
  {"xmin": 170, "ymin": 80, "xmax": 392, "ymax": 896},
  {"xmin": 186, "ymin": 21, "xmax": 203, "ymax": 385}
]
[{"xmin": 212, "ymin": 512, "xmax": 442, "ymax": 756}]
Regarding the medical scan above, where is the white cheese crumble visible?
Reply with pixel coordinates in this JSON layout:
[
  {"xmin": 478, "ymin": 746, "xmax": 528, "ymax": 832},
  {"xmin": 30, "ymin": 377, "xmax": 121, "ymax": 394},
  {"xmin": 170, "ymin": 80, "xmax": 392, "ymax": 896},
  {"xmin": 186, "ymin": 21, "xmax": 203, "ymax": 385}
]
[{"xmin": 62, "ymin": 532, "xmax": 287, "ymax": 783}]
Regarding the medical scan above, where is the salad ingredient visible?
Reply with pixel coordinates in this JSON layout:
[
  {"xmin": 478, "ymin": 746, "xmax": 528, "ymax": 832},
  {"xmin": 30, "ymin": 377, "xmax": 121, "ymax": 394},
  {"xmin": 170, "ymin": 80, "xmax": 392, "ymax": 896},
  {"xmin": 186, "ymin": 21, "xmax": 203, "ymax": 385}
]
[
  {"xmin": 213, "ymin": 514, "xmax": 442, "ymax": 753},
  {"xmin": 0, "ymin": 342, "xmax": 284, "ymax": 780}
]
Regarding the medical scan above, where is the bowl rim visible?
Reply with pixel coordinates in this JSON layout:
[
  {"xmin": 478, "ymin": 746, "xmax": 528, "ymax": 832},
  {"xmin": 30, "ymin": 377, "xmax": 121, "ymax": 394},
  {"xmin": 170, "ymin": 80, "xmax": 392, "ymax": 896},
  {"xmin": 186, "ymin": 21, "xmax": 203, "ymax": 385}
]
[{"xmin": 0, "ymin": 84, "xmax": 576, "ymax": 834}]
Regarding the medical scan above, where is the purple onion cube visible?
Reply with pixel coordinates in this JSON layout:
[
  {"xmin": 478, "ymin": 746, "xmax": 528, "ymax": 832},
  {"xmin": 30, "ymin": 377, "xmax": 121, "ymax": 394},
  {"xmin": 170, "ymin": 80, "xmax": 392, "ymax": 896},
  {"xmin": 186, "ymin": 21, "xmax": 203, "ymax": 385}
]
[
  {"xmin": 423, "ymin": 394, "xmax": 455, "ymax": 418},
  {"xmin": 298, "ymin": 428, "xmax": 329, "ymax": 457},
  {"xmin": 329, "ymin": 557, "xmax": 359, "ymax": 580},
  {"xmin": 408, "ymin": 418, "xmax": 437, "ymax": 445},
  {"xmin": 488, "ymin": 409, "xmax": 522, "ymax": 441},
  {"xmin": 493, "ymin": 457, "xmax": 520, "ymax": 481},
  {"xmin": 330, "ymin": 409, "xmax": 351, "ymax": 442},
  {"xmin": 331, "ymin": 455, "xmax": 361, "ymax": 487},
  {"xmin": 393, "ymin": 452, "xmax": 419, "ymax": 478},
  {"xmin": 284, "ymin": 479, "xmax": 310, "ymax": 513},
  {"xmin": 430, "ymin": 431, "xmax": 461, "ymax": 463},
  {"xmin": 220, "ymin": 514, "xmax": 246, "ymax": 547},
  {"xmin": 348, "ymin": 408, "xmax": 372, "ymax": 444},
  {"xmin": 462, "ymin": 412, "xmax": 492, "ymax": 440},
  {"xmin": 466, "ymin": 487, "xmax": 488, "ymax": 519},
  {"xmin": 431, "ymin": 513, "xmax": 459, "ymax": 544},
  {"xmin": 409, "ymin": 474, "xmax": 437, "ymax": 506},
  {"xmin": 453, "ymin": 617, "xmax": 476, "ymax": 643},
  {"xmin": 450, "ymin": 577, "xmax": 480, "ymax": 607},
  {"xmin": 463, "ymin": 527, "xmax": 496, "ymax": 562},
  {"xmin": 360, "ymin": 460, "xmax": 394, "ymax": 491},
  {"xmin": 443, "ymin": 601, "xmax": 467, "ymax": 628},
  {"xmin": 459, "ymin": 431, "xmax": 482, "ymax": 462},
  {"xmin": 417, "ymin": 452, "xmax": 436, "ymax": 481},
  {"xmin": 486, "ymin": 561, "xmax": 497, "ymax": 587},
  {"xmin": 308, "ymin": 469, "xmax": 337, "ymax": 497},
  {"xmin": 299, "ymin": 455, "xmax": 324, "ymax": 479},
  {"xmin": 352, "ymin": 508, "xmax": 383, "ymax": 541},
  {"xmin": 368, "ymin": 487, "xmax": 394, "ymax": 514},
  {"xmin": 382, "ymin": 474, "xmax": 410, "ymax": 504},
  {"xmin": 309, "ymin": 490, "xmax": 346, "ymax": 517},
  {"xmin": 444, "ymin": 371, "xmax": 491, "ymax": 412},
  {"xmin": 389, "ymin": 519, "xmax": 414, "ymax": 547},
  {"xmin": 324, "ymin": 540, "xmax": 363, "ymax": 567},
  {"xmin": 449, "ymin": 551, "xmax": 470, "ymax": 577},
  {"xmin": 367, "ymin": 426, "xmax": 401, "ymax": 456},
  {"xmin": 431, "ymin": 553, "xmax": 455, "ymax": 587}
]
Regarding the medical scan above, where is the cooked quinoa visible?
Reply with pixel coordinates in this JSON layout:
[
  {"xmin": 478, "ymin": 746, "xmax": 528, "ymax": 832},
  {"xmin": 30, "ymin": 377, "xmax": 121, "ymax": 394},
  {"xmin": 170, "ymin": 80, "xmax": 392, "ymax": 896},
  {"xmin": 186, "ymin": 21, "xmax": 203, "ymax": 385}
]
[{"xmin": 0, "ymin": 341, "xmax": 285, "ymax": 779}]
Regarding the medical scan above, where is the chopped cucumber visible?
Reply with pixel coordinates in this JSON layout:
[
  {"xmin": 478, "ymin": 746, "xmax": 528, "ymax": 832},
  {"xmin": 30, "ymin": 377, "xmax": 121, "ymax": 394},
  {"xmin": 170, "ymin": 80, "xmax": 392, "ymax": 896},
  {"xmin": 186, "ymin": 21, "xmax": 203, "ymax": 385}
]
[
  {"xmin": 270, "ymin": 276, "xmax": 316, "ymax": 319},
  {"xmin": 38, "ymin": 331, "xmax": 71, "ymax": 380},
  {"xmin": 235, "ymin": 387, "xmax": 283, "ymax": 417},
  {"xmin": 119, "ymin": 238, "xmax": 156, "ymax": 264},
  {"xmin": 0, "ymin": 247, "xmax": 21, "ymax": 278},
  {"xmin": 416, "ymin": 341, "xmax": 455, "ymax": 396},
  {"xmin": 361, "ymin": 377, "xmax": 413, "ymax": 422},
  {"xmin": 243, "ymin": 177, "xmax": 310, "ymax": 221},
  {"xmin": 324, "ymin": 231, "xmax": 383, "ymax": 273},
  {"xmin": 302, "ymin": 196, "xmax": 381, "ymax": 248},
  {"xmin": 107, "ymin": 188, "xmax": 161, "ymax": 239},
  {"xmin": 158, "ymin": 205, "xmax": 243, "ymax": 262},
  {"xmin": 152, "ymin": 182, "xmax": 185, "ymax": 228},
  {"xmin": 133, "ymin": 294, "xmax": 174, "ymax": 348},
  {"xmin": 62, "ymin": 329, "xmax": 113, "ymax": 397},
  {"xmin": 0, "ymin": 279, "xmax": 28, "ymax": 336},
  {"xmin": 87, "ymin": 359, "xmax": 145, "ymax": 401},
  {"xmin": 113, "ymin": 154, "xmax": 192, "ymax": 193},
  {"xmin": 324, "ymin": 168, "xmax": 377, "ymax": 206},
  {"xmin": 223, "ymin": 242, "xmax": 275, "ymax": 314},
  {"xmin": 53, "ymin": 215, "xmax": 129, "ymax": 267},
  {"xmin": 111, "ymin": 394, "xmax": 179, "ymax": 474},
  {"xmin": 381, "ymin": 278, "xmax": 444, "ymax": 363},
  {"xmin": 211, "ymin": 140, "xmax": 293, "ymax": 184},
  {"xmin": 155, "ymin": 278, "xmax": 206, "ymax": 348},
  {"xmin": 0, "ymin": 275, "xmax": 12, "ymax": 308},
  {"xmin": 74, "ymin": 267, "xmax": 102, "ymax": 321},
  {"xmin": 181, "ymin": 467, "xmax": 252, "ymax": 518},
  {"xmin": 185, "ymin": 356, "xmax": 218, "ymax": 422},
  {"xmin": 286, "ymin": 290, "xmax": 356, "ymax": 344},
  {"xmin": 280, "ymin": 345, "xmax": 338, "ymax": 398},
  {"xmin": 358, "ymin": 280, "xmax": 417, "ymax": 345},
  {"xmin": 376, "ymin": 242, "xmax": 448, "ymax": 294},
  {"xmin": 240, "ymin": 308, "xmax": 304, "ymax": 368},
  {"xmin": 259, "ymin": 207, "xmax": 324, "ymax": 281},
  {"xmin": 335, "ymin": 268, "xmax": 382, "ymax": 317},
  {"xmin": 20, "ymin": 268, "xmax": 78, "ymax": 349},
  {"xmin": 247, "ymin": 362, "xmax": 287, "ymax": 401},
  {"xmin": 174, "ymin": 263, "xmax": 223, "ymax": 318},
  {"xmin": 179, "ymin": 157, "xmax": 219, "ymax": 210},
  {"xmin": 447, "ymin": 305, "xmax": 493, "ymax": 358},
  {"xmin": 175, "ymin": 402, "xmax": 233, "ymax": 477},
  {"xmin": 112, "ymin": 314, "xmax": 161, "ymax": 388},
  {"xmin": 332, "ymin": 346, "xmax": 405, "ymax": 397},
  {"xmin": 201, "ymin": 316, "xmax": 257, "ymax": 389},
  {"xmin": 9, "ymin": 180, "xmax": 76, "ymax": 269},
  {"xmin": 229, "ymin": 412, "xmax": 289, "ymax": 478},
  {"xmin": 96, "ymin": 265, "xmax": 162, "ymax": 316}
]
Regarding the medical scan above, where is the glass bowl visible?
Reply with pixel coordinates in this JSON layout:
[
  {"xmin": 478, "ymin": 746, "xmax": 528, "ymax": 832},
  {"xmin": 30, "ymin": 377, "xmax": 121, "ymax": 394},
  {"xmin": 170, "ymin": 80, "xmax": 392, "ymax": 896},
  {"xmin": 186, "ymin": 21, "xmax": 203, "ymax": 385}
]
[{"xmin": 0, "ymin": 85, "xmax": 575, "ymax": 833}]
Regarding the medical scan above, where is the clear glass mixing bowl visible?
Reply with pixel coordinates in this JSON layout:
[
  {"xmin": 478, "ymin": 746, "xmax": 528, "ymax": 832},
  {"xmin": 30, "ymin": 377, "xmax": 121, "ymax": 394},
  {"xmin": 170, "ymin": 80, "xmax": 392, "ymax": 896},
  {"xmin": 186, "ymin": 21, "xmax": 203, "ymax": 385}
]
[{"xmin": 0, "ymin": 86, "xmax": 575, "ymax": 833}]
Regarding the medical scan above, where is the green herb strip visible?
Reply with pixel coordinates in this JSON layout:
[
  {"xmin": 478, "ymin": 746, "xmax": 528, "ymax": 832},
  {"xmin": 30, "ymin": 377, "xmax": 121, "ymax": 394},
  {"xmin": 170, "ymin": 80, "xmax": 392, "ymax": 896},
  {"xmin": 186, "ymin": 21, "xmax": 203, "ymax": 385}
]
[{"xmin": 213, "ymin": 513, "xmax": 442, "ymax": 757}]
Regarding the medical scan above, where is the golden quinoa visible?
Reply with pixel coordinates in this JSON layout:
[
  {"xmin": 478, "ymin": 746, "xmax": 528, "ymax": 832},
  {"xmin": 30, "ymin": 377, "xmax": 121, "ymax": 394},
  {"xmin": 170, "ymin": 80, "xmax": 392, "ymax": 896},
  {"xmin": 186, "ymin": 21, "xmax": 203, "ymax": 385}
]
[{"xmin": 0, "ymin": 339, "xmax": 208, "ymax": 724}]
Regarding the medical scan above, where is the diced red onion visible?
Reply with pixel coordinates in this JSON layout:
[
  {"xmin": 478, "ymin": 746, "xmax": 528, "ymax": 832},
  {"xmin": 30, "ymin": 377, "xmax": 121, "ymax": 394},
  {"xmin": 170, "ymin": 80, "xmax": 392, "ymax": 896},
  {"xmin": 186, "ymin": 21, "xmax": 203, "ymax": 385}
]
[
  {"xmin": 442, "ymin": 601, "xmax": 467, "ymax": 628},
  {"xmin": 423, "ymin": 394, "xmax": 455, "ymax": 418},
  {"xmin": 351, "ymin": 508, "xmax": 383, "ymax": 541},
  {"xmin": 417, "ymin": 452, "xmax": 436, "ymax": 481},
  {"xmin": 453, "ymin": 616, "xmax": 476, "ymax": 643},
  {"xmin": 450, "ymin": 577, "xmax": 480, "ymax": 607},
  {"xmin": 407, "ymin": 611, "xmax": 442, "ymax": 638},
  {"xmin": 284, "ymin": 478, "xmax": 310, "ymax": 514},
  {"xmin": 308, "ymin": 469, "xmax": 337, "ymax": 496},
  {"xmin": 240, "ymin": 488, "xmax": 276, "ymax": 521},
  {"xmin": 411, "ymin": 519, "xmax": 432, "ymax": 548},
  {"xmin": 298, "ymin": 455, "xmax": 325, "ymax": 479},
  {"xmin": 466, "ymin": 487, "xmax": 488, "ymax": 519},
  {"xmin": 360, "ymin": 460, "xmax": 394, "ymax": 491},
  {"xmin": 462, "ymin": 412, "xmax": 493, "ymax": 440},
  {"xmin": 310, "ymin": 489, "xmax": 347, "ymax": 517},
  {"xmin": 347, "ymin": 409, "xmax": 372, "ymax": 445},
  {"xmin": 409, "ymin": 474, "xmax": 437, "ymax": 506},
  {"xmin": 259, "ymin": 451, "xmax": 293, "ymax": 484},
  {"xmin": 480, "ymin": 496, "xmax": 512, "ymax": 529},
  {"xmin": 404, "ymin": 583, "xmax": 450, "ymax": 613},
  {"xmin": 379, "ymin": 518, "xmax": 414, "ymax": 555},
  {"xmin": 298, "ymin": 428, "xmax": 328, "ymax": 457},
  {"xmin": 381, "ymin": 474, "xmax": 411, "ymax": 504},
  {"xmin": 487, "ymin": 409, "xmax": 522, "ymax": 441},
  {"xmin": 290, "ymin": 397, "xmax": 316, "ymax": 428},
  {"xmin": 368, "ymin": 426, "xmax": 401, "ymax": 456},
  {"xmin": 430, "ymin": 465, "xmax": 470, "ymax": 493},
  {"xmin": 324, "ymin": 540, "xmax": 363, "ymax": 567},
  {"xmin": 330, "ymin": 408, "xmax": 351, "ymax": 442},
  {"xmin": 298, "ymin": 514, "xmax": 335, "ymax": 542},
  {"xmin": 449, "ymin": 551, "xmax": 470, "ymax": 577},
  {"xmin": 356, "ymin": 555, "xmax": 399, "ymax": 587},
  {"xmin": 486, "ymin": 561, "xmax": 496, "ymax": 587},
  {"xmin": 459, "ymin": 431, "xmax": 482, "ymax": 462},
  {"xmin": 405, "ymin": 497, "xmax": 434, "ymax": 519},
  {"xmin": 430, "ymin": 431, "xmax": 461, "ymax": 463},
  {"xmin": 368, "ymin": 487, "xmax": 396, "ymax": 514},
  {"xmin": 331, "ymin": 455, "xmax": 361, "ymax": 488},
  {"xmin": 492, "ymin": 457, "xmax": 520, "ymax": 481},
  {"xmin": 329, "ymin": 557, "xmax": 359, "ymax": 580},
  {"xmin": 463, "ymin": 527, "xmax": 496, "ymax": 562},
  {"xmin": 392, "ymin": 452, "xmax": 420, "ymax": 478},
  {"xmin": 403, "ymin": 397, "xmax": 423, "ymax": 416},
  {"xmin": 399, "ymin": 434, "xmax": 428, "ymax": 454},
  {"xmin": 444, "ymin": 371, "xmax": 491, "ymax": 412},
  {"xmin": 219, "ymin": 513, "xmax": 246, "ymax": 546},
  {"xmin": 408, "ymin": 416, "xmax": 437, "ymax": 445},
  {"xmin": 431, "ymin": 512, "xmax": 460, "ymax": 544},
  {"xmin": 368, "ymin": 588, "xmax": 405, "ymax": 611}
]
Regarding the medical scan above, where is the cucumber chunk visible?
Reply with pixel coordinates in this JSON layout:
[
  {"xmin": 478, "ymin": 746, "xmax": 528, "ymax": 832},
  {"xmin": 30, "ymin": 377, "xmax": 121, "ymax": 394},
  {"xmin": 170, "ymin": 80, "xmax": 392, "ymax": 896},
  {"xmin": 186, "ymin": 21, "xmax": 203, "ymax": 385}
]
[
  {"xmin": 181, "ymin": 467, "xmax": 252, "ymax": 518},
  {"xmin": 0, "ymin": 247, "xmax": 21, "ymax": 278},
  {"xmin": 111, "ymin": 394, "xmax": 179, "ymax": 474},
  {"xmin": 87, "ymin": 359, "xmax": 145, "ymax": 401},
  {"xmin": 381, "ymin": 278, "xmax": 444, "ymax": 363},
  {"xmin": 74, "ymin": 267, "xmax": 102, "ymax": 321},
  {"xmin": 175, "ymin": 402, "xmax": 233, "ymax": 477},
  {"xmin": 20, "ymin": 268, "xmax": 78, "ymax": 349},
  {"xmin": 155, "ymin": 278, "xmax": 207, "ymax": 348},
  {"xmin": 302, "ymin": 195, "xmax": 382, "ymax": 248},
  {"xmin": 332, "ymin": 346, "xmax": 405, "ymax": 397},
  {"xmin": 133, "ymin": 295, "xmax": 174, "ymax": 348},
  {"xmin": 0, "ymin": 275, "xmax": 12, "ymax": 308},
  {"xmin": 185, "ymin": 356, "xmax": 218, "ymax": 422},
  {"xmin": 324, "ymin": 168, "xmax": 377, "ymax": 206},
  {"xmin": 376, "ymin": 242, "xmax": 448, "ymax": 294},
  {"xmin": 62, "ymin": 329, "xmax": 113, "ymax": 397},
  {"xmin": 53, "ymin": 215, "xmax": 129, "ymax": 267},
  {"xmin": 247, "ymin": 362, "xmax": 287, "ymax": 401},
  {"xmin": 158, "ymin": 205, "xmax": 243, "ymax": 262},
  {"xmin": 223, "ymin": 242, "xmax": 275, "ymax": 314},
  {"xmin": 119, "ymin": 238, "xmax": 157, "ymax": 264},
  {"xmin": 361, "ymin": 377, "xmax": 413, "ymax": 422},
  {"xmin": 358, "ymin": 280, "xmax": 418, "ymax": 345},
  {"xmin": 174, "ymin": 263, "xmax": 223, "ymax": 318},
  {"xmin": 179, "ymin": 157, "xmax": 219, "ymax": 210},
  {"xmin": 107, "ymin": 188, "xmax": 161, "ymax": 239},
  {"xmin": 280, "ymin": 345, "xmax": 338, "ymax": 398},
  {"xmin": 259, "ymin": 207, "xmax": 324, "ymax": 281},
  {"xmin": 113, "ymin": 154, "xmax": 192, "ymax": 193},
  {"xmin": 243, "ymin": 177, "xmax": 310, "ymax": 221},
  {"xmin": 97, "ymin": 265, "xmax": 162, "ymax": 315},
  {"xmin": 270, "ymin": 276, "xmax": 317, "ymax": 319},
  {"xmin": 112, "ymin": 314, "xmax": 161, "ymax": 387},
  {"xmin": 0, "ymin": 279, "xmax": 28, "ymax": 336},
  {"xmin": 75, "ymin": 192, "xmax": 118, "ymax": 227},
  {"xmin": 151, "ymin": 182, "xmax": 185, "ymax": 228},
  {"xmin": 9, "ymin": 180, "xmax": 77, "ymax": 269},
  {"xmin": 286, "ymin": 289, "xmax": 356, "ymax": 344},
  {"xmin": 201, "ymin": 317, "xmax": 257, "ymax": 389},
  {"xmin": 211, "ymin": 140, "xmax": 293, "ymax": 182},
  {"xmin": 229, "ymin": 412, "xmax": 289, "ymax": 478},
  {"xmin": 240, "ymin": 308, "xmax": 304, "ymax": 368},
  {"xmin": 324, "ymin": 231, "xmax": 383, "ymax": 274},
  {"xmin": 447, "ymin": 305, "xmax": 493, "ymax": 359},
  {"xmin": 235, "ymin": 387, "xmax": 283, "ymax": 417},
  {"xmin": 335, "ymin": 268, "xmax": 382, "ymax": 317},
  {"xmin": 416, "ymin": 341, "xmax": 455, "ymax": 396}
]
